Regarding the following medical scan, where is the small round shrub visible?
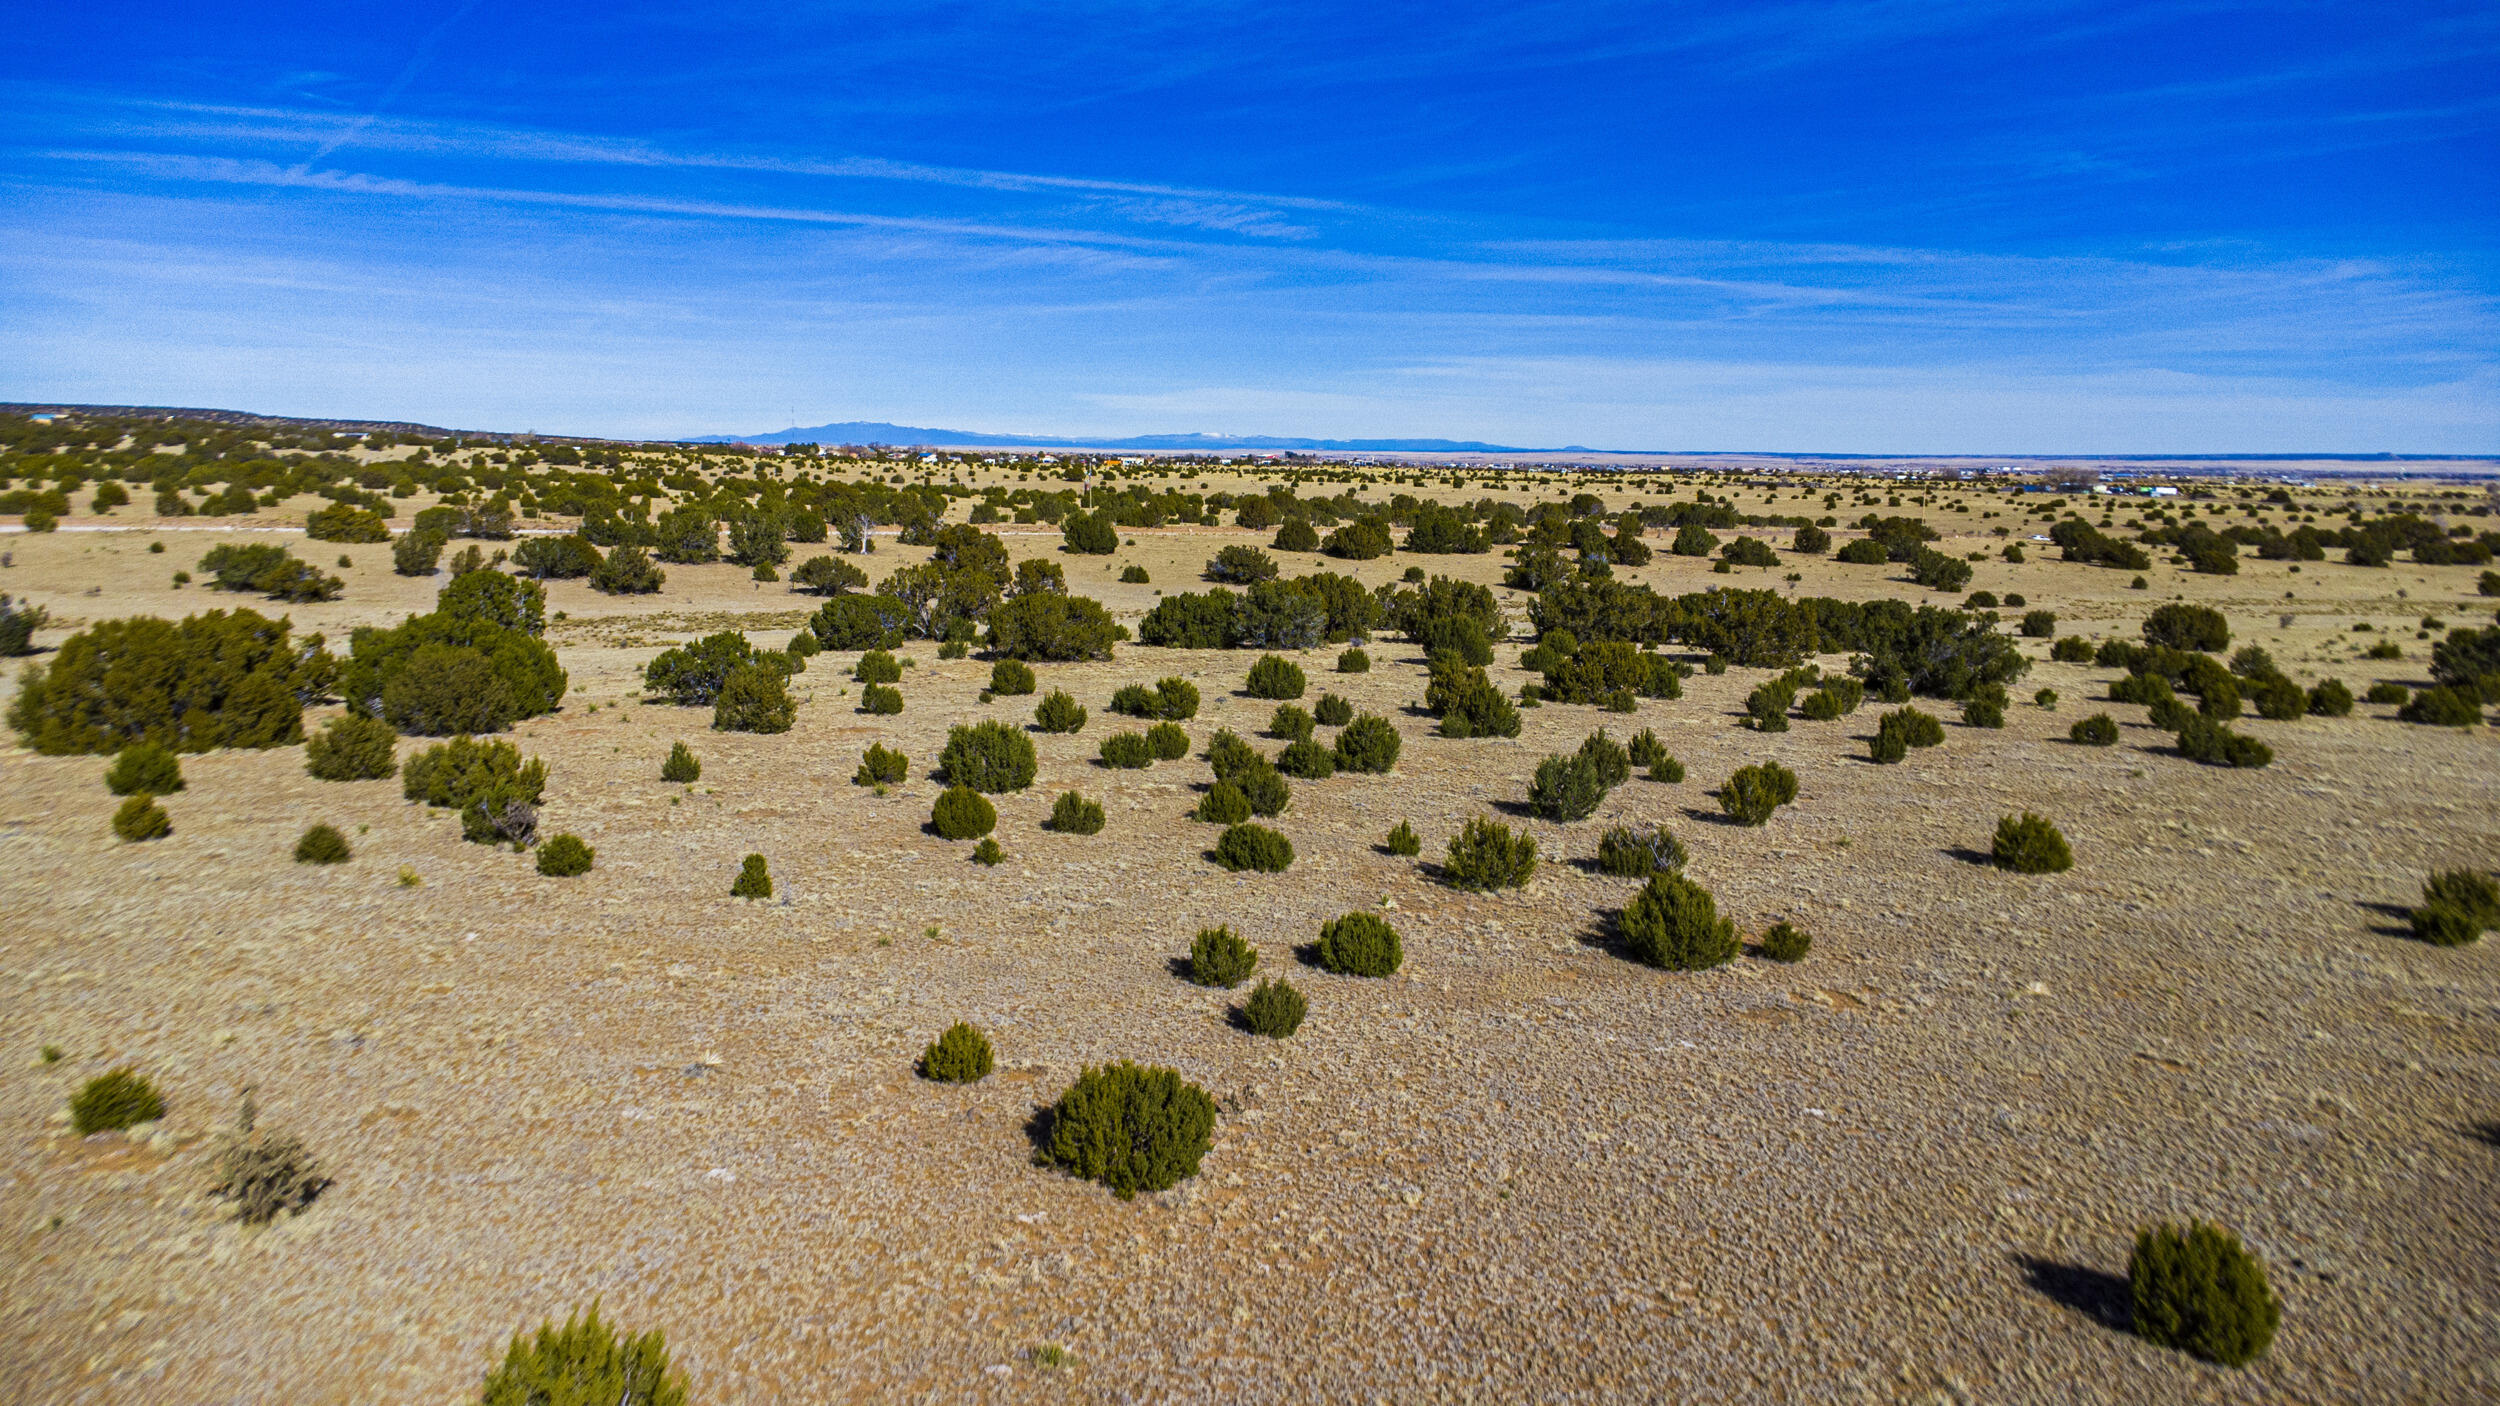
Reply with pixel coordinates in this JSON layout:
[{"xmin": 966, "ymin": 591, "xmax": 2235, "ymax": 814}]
[
  {"xmin": 1206, "ymin": 728, "xmax": 1260, "ymax": 780},
  {"xmin": 1443, "ymin": 814, "xmax": 1538, "ymax": 890},
  {"xmin": 730, "ymin": 854, "xmax": 773, "ymax": 898},
  {"xmin": 306, "ymin": 714, "xmax": 400, "ymax": 781},
  {"xmin": 1239, "ymin": 978, "xmax": 1307, "ymax": 1038},
  {"xmin": 1650, "ymin": 755, "xmax": 1686, "ymax": 783},
  {"xmin": 294, "ymin": 823, "xmax": 351, "ymax": 865},
  {"xmin": 1041, "ymin": 1061, "xmax": 1216, "ymax": 1199},
  {"xmin": 2019, "ymin": 609, "xmax": 2057, "ymax": 638},
  {"xmin": 933, "ymin": 785, "xmax": 999, "ymax": 839},
  {"xmin": 1196, "ymin": 781, "xmax": 1252, "ymax": 824},
  {"xmin": 1315, "ymin": 912, "xmax": 1403, "ymax": 976},
  {"xmin": 2143, "ymin": 603, "xmax": 2231, "ymax": 652},
  {"xmin": 990, "ymin": 658, "xmax": 1037, "ymax": 695},
  {"xmin": 113, "ymin": 794, "xmax": 171, "ymax": 842},
  {"xmin": 1718, "ymin": 762, "xmax": 1798, "ymax": 826},
  {"xmin": 1597, "ymin": 824, "xmax": 1685, "ymax": 877},
  {"xmin": 71, "ymin": 1068, "xmax": 164, "ymax": 1134},
  {"xmin": 212, "ymin": 1119, "xmax": 327, "ymax": 1226},
  {"xmin": 2423, "ymin": 869, "xmax": 2500, "ymax": 930},
  {"xmin": 661, "ymin": 740, "xmax": 701, "ymax": 783},
  {"xmin": 787, "ymin": 630, "xmax": 823, "ymax": 659},
  {"xmin": 2070, "ymin": 713, "xmax": 2119, "ymax": 746},
  {"xmin": 2175, "ymin": 714, "xmax": 2274, "ymax": 768},
  {"xmin": 1273, "ymin": 519, "xmax": 1320, "ymax": 552},
  {"xmin": 2050, "ymin": 636, "xmax": 2095, "ymax": 663},
  {"xmin": 1120, "ymin": 564, "xmax": 1150, "ymax": 583},
  {"xmin": 2129, "ymin": 1220, "xmax": 2282, "ymax": 1368},
  {"xmin": 1270, "ymin": 704, "xmax": 1314, "ymax": 741},
  {"xmin": 1189, "ymin": 926, "xmax": 1258, "ymax": 987},
  {"xmin": 1799, "ymin": 690, "xmax": 1844, "ymax": 721},
  {"xmin": 972, "ymin": 837, "xmax": 1004, "ymax": 865},
  {"xmin": 1313, "ymin": 693, "xmax": 1353, "ymax": 727},
  {"xmin": 1034, "ymin": 690, "xmax": 1087, "ymax": 733},
  {"xmin": 2306, "ymin": 678, "xmax": 2354, "ymax": 716},
  {"xmin": 1213, "ymin": 822, "xmax": 1294, "ymax": 872},
  {"xmin": 1040, "ymin": 791, "xmax": 1103, "ymax": 836},
  {"xmin": 1234, "ymin": 763, "xmax": 1291, "ymax": 817},
  {"xmin": 854, "ymin": 648, "xmax": 903, "ymax": 683},
  {"xmin": 1099, "ymin": 732, "xmax": 1154, "ymax": 768},
  {"xmin": 1620, "ymin": 873, "xmax": 1739, "ymax": 970},
  {"xmin": 1962, "ymin": 692, "xmax": 2007, "ymax": 729},
  {"xmin": 480, "ymin": 1304, "xmax": 686, "ymax": 1406},
  {"xmin": 853, "ymin": 742, "xmax": 909, "ymax": 786},
  {"xmin": 1528, "ymin": 753, "xmax": 1608, "ymax": 822},
  {"xmin": 1758, "ymin": 922, "xmax": 1811, "ymax": 962},
  {"xmin": 1384, "ymin": 820, "xmax": 1421, "ymax": 856},
  {"xmin": 714, "ymin": 664, "xmax": 796, "ymax": 733},
  {"xmin": 2411, "ymin": 902, "xmax": 2482, "ymax": 946},
  {"xmin": 1869, "ymin": 727, "xmax": 1908, "ymax": 764},
  {"xmin": 536, "ymin": 833, "xmax": 594, "ymax": 876},
  {"xmin": 2362, "ymin": 681, "xmax": 2408, "ymax": 706},
  {"xmin": 1333, "ymin": 714, "xmax": 1401, "ymax": 773},
  {"xmin": 1626, "ymin": 728, "xmax": 1665, "ymax": 768},
  {"xmin": 920, "ymin": 1022, "xmax": 995, "ymax": 1083},
  {"xmin": 860, "ymin": 682, "xmax": 904, "ymax": 715},
  {"xmin": 106, "ymin": 742, "xmax": 185, "ymax": 796},
  {"xmin": 2398, "ymin": 685, "xmax": 2482, "ymax": 727},
  {"xmin": 943, "ymin": 719, "xmax": 1039, "ymax": 791},
  {"xmin": 1337, "ymin": 648, "xmax": 1370, "ymax": 673},
  {"xmin": 1145, "ymin": 721, "xmax": 1190, "ymax": 760},
  {"xmin": 1277, "ymin": 738, "xmax": 1336, "ymax": 779},
  {"xmin": 1245, "ymin": 654, "xmax": 1307, "ymax": 699},
  {"xmin": 1992, "ymin": 812, "xmax": 2074, "ymax": 873}
]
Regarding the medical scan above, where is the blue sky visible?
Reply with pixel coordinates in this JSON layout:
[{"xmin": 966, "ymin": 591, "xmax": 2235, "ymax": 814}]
[{"xmin": 2, "ymin": 2, "xmax": 2494, "ymax": 451}]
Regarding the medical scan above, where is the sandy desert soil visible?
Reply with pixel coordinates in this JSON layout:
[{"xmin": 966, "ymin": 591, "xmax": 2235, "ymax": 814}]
[{"xmin": 1, "ymin": 475, "xmax": 2495, "ymax": 1404}]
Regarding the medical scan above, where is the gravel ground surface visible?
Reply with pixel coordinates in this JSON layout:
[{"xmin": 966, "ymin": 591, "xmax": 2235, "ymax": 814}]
[{"xmin": 2, "ymin": 495, "xmax": 2495, "ymax": 1404}]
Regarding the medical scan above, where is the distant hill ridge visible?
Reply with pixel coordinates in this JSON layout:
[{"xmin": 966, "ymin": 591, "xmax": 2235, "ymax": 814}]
[{"xmin": 685, "ymin": 421, "xmax": 1543, "ymax": 452}]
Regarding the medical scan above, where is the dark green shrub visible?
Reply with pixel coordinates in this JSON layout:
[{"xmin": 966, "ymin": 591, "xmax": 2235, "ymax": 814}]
[
  {"xmin": 942, "ymin": 720, "xmax": 1038, "ymax": 791},
  {"xmin": 9, "ymin": 609, "xmax": 328, "ymax": 755},
  {"xmin": 1962, "ymin": 692, "xmax": 2006, "ymax": 729},
  {"xmin": 481, "ymin": 1303, "xmax": 686, "ymax": 1406},
  {"xmin": 1869, "ymin": 727, "xmax": 1908, "ymax": 764},
  {"xmin": 1146, "ymin": 721, "xmax": 1190, "ymax": 760},
  {"xmin": 1333, "ymin": 714, "xmax": 1401, "ymax": 773},
  {"xmin": 920, "ymin": 1022, "xmax": 995, "ymax": 1083},
  {"xmin": 1041, "ymin": 1061, "xmax": 1216, "ymax": 1199},
  {"xmin": 662, "ymin": 741, "xmax": 702, "ymax": 783},
  {"xmin": 1836, "ymin": 537, "xmax": 1889, "ymax": 565},
  {"xmin": 1313, "ymin": 693, "xmax": 1353, "ymax": 726},
  {"xmin": 436, "ymin": 571, "xmax": 548, "ymax": 636},
  {"xmin": 1207, "ymin": 728, "xmax": 1260, "ymax": 780},
  {"xmin": 1240, "ymin": 978, "xmax": 1307, "ymax": 1037},
  {"xmin": 854, "ymin": 648, "xmax": 902, "ymax": 683},
  {"xmin": 307, "ymin": 714, "xmax": 399, "ymax": 780},
  {"xmin": 1119, "ymin": 564, "xmax": 1150, "ymax": 584},
  {"xmin": 2129, "ymin": 1221, "xmax": 2281, "ymax": 1367},
  {"xmin": 713, "ymin": 663, "xmax": 795, "ymax": 733},
  {"xmin": 1626, "ymin": 728, "xmax": 1665, "ymax": 768},
  {"xmin": 1758, "ymin": 922, "xmax": 1811, "ymax": 962},
  {"xmin": 972, "ymin": 836, "xmax": 1004, "ymax": 865},
  {"xmin": 1234, "ymin": 763, "xmax": 1290, "ymax": 817},
  {"xmin": 346, "ymin": 609, "xmax": 565, "ymax": 736},
  {"xmin": 809, "ymin": 592, "xmax": 908, "ymax": 650},
  {"xmin": 508, "ymin": 533, "xmax": 599, "ymax": 579},
  {"xmin": 211, "ymin": 1104, "xmax": 328, "ymax": 1225},
  {"xmin": 730, "ymin": 853, "xmax": 772, "ymax": 898},
  {"xmin": 1195, "ymin": 781, "xmax": 1252, "ymax": 824},
  {"xmin": 393, "ymin": 529, "xmax": 445, "ymax": 577},
  {"xmin": 1597, "ymin": 824, "xmax": 1685, "ymax": 877},
  {"xmin": 113, "ymin": 793, "xmax": 171, "ymax": 841},
  {"xmin": 2147, "ymin": 696, "xmax": 2195, "ymax": 731},
  {"xmin": 2306, "ymin": 678, "xmax": 2353, "ymax": 716},
  {"xmin": 2247, "ymin": 674, "xmax": 2305, "ymax": 720},
  {"xmin": 1650, "ymin": 755, "xmax": 1686, "ymax": 783},
  {"xmin": 1991, "ymin": 812, "xmax": 2073, "ymax": 873},
  {"xmin": 2195, "ymin": 674, "xmax": 2242, "ymax": 721},
  {"xmin": 1277, "ymin": 737, "xmax": 1336, "ymax": 779},
  {"xmin": 71, "ymin": 1068, "xmax": 164, "ymax": 1134},
  {"xmin": 294, "ymin": 823, "xmax": 351, "ymax": 864},
  {"xmin": 1100, "ymin": 732, "xmax": 1154, "ymax": 769},
  {"xmin": 1620, "ymin": 873, "xmax": 1739, "ymax": 970},
  {"xmin": 1425, "ymin": 652, "xmax": 1521, "ymax": 737},
  {"xmin": 1189, "ymin": 926, "xmax": 1258, "ymax": 986},
  {"xmin": 2424, "ymin": 869, "xmax": 2500, "ymax": 930},
  {"xmin": 588, "ymin": 543, "xmax": 667, "ymax": 594},
  {"xmin": 1155, "ymin": 677, "xmax": 1201, "ymax": 719},
  {"xmin": 2019, "ymin": 609, "xmax": 2057, "ymax": 638},
  {"xmin": 2411, "ymin": 902, "xmax": 2482, "ymax": 947},
  {"xmin": 1337, "ymin": 648, "xmax": 1370, "ymax": 673},
  {"xmin": 403, "ymin": 737, "xmax": 548, "ymax": 844},
  {"xmin": 1744, "ymin": 681, "xmax": 1794, "ymax": 732},
  {"xmin": 2175, "ymin": 714, "xmax": 2273, "ymax": 768},
  {"xmin": 853, "ymin": 742, "xmax": 908, "ymax": 786},
  {"xmin": 1907, "ymin": 547, "xmax": 1972, "ymax": 591},
  {"xmin": 1061, "ymin": 510, "xmax": 1119, "ymax": 554},
  {"xmin": 1207, "ymin": 544, "xmax": 1280, "ymax": 583},
  {"xmin": 2398, "ymin": 686, "xmax": 2482, "ymax": 726},
  {"xmin": 1034, "ymin": 690, "xmax": 1087, "ymax": 733},
  {"xmin": 985, "ymin": 592, "xmax": 1123, "ymax": 661},
  {"xmin": 1245, "ymin": 654, "xmax": 1307, "ymax": 699},
  {"xmin": 2050, "ymin": 636, "xmax": 2095, "ymax": 663},
  {"xmin": 536, "ymin": 833, "xmax": 594, "ymax": 876},
  {"xmin": 991, "ymin": 658, "xmax": 1037, "ymax": 695},
  {"xmin": 1384, "ymin": 820, "xmax": 1420, "ymax": 856},
  {"xmin": 2070, "ymin": 713, "xmax": 2119, "ymax": 746},
  {"xmin": 0, "ymin": 593, "xmax": 49, "ymax": 656},
  {"xmin": 1444, "ymin": 815, "xmax": 1537, "ymax": 890},
  {"xmin": 105, "ymin": 742, "xmax": 184, "ymax": 796},
  {"xmin": 1213, "ymin": 822, "xmax": 1294, "ymax": 872},
  {"xmin": 1529, "ymin": 752, "xmax": 1607, "ymax": 822},
  {"xmin": 1579, "ymin": 730, "xmax": 1631, "ymax": 788},
  {"xmin": 2363, "ymin": 681, "xmax": 2408, "ymax": 706},
  {"xmin": 933, "ymin": 785, "xmax": 998, "ymax": 839},
  {"xmin": 1718, "ymin": 762, "xmax": 1797, "ymax": 825},
  {"xmin": 1316, "ymin": 912, "xmax": 1403, "ymax": 976},
  {"xmin": 2143, "ymin": 603, "xmax": 2230, "ymax": 652},
  {"xmin": 197, "ymin": 543, "xmax": 343, "ymax": 602},
  {"xmin": 1273, "ymin": 518, "xmax": 1320, "ymax": 552},
  {"xmin": 1270, "ymin": 704, "xmax": 1314, "ymax": 741},
  {"xmin": 1878, "ymin": 706, "xmax": 1944, "ymax": 751}
]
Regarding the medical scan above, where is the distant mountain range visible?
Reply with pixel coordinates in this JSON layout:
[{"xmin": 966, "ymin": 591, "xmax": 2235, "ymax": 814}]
[{"xmin": 685, "ymin": 421, "xmax": 1548, "ymax": 453}]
